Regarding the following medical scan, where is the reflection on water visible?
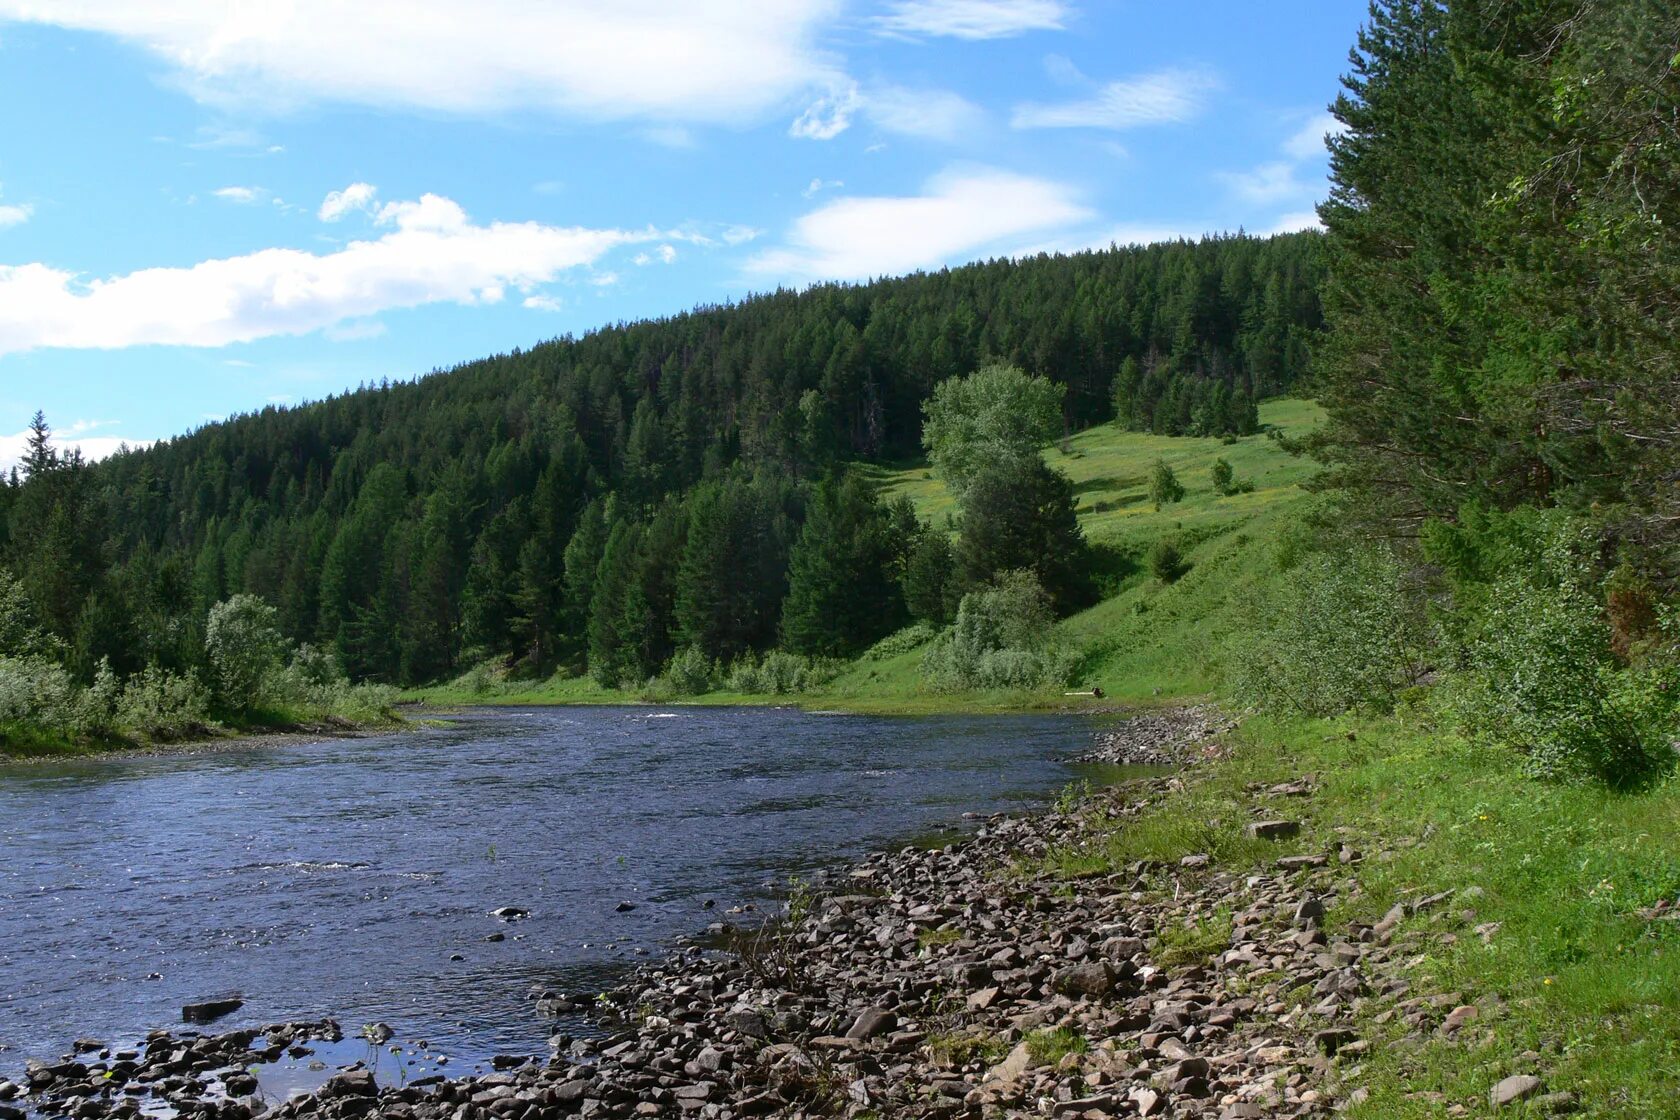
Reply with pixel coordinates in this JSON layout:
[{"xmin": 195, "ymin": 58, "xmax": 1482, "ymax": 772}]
[{"xmin": 0, "ymin": 705, "xmax": 1099, "ymax": 1072}]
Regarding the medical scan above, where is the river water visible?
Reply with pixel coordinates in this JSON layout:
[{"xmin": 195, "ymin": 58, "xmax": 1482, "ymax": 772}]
[{"xmin": 0, "ymin": 705, "xmax": 1107, "ymax": 1076}]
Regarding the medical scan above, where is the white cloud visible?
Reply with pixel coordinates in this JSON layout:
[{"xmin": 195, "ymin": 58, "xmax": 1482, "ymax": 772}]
[
  {"xmin": 0, "ymin": 203, "xmax": 30, "ymax": 229},
  {"xmin": 865, "ymin": 86, "xmax": 985, "ymax": 142},
  {"xmin": 590, "ymin": 271, "xmax": 621, "ymax": 287},
  {"xmin": 1284, "ymin": 112, "xmax": 1346, "ymax": 160},
  {"xmin": 790, "ymin": 81, "xmax": 862, "ymax": 140},
  {"xmin": 658, "ymin": 243, "xmax": 677, "ymax": 264},
  {"xmin": 212, "ymin": 185, "xmax": 264, "ymax": 204},
  {"xmin": 1012, "ymin": 68, "xmax": 1217, "ymax": 130},
  {"xmin": 722, "ymin": 225, "xmax": 762, "ymax": 246},
  {"xmin": 0, "ymin": 427, "xmax": 150, "ymax": 472},
  {"xmin": 792, "ymin": 82, "xmax": 984, "ymax": 143},
  {"xmin": 0, "ymin": 2, "xmax": 846, "ymax": 126},
  {"xmin": 874, "ymin": 0, "xmax": 1068, "ymax": 39},
  {"xmin": 523, "ymin": 294, "xmax": 563, "ymax": 311},
  {"xmin": 1216, "ymin": 161, "xmax": 1305, "ymax": 206},
  {"xmin": 803, "ymin": 178, "xmax": 842, "ymax": 199},
  {"xmin": 0, "ymin": 189, "xmax": 669, "ymax": 355},
  {"xmin": 318, "ymin": 182, "xmax": 379, "ymax": 222},
  {"xmin": 1263, "ymin": 210, "xmax": 1323, "ymax": 235},
  {"xmin": 325, "ymin": 318, "xmax": 387, "ymax": 341},
  {"xmin": 747, "ymin": 167, "xmax": 1092, "ymax": 282}
]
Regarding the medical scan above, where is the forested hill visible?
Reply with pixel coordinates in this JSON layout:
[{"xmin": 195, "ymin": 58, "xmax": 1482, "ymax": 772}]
[{"xmin": 0, "ymin": 232, "xmax": 1320, "ymax": 689}]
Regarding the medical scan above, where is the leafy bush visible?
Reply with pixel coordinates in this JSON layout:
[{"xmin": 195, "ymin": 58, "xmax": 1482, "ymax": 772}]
[
  {"xmin": 861, "ymin": 622, "xmax": 939, "ymax": 661},
  {"xmin": 206, "ymin": 594, "xmax": 289, "ymax": 708},
  {"xmin": 1148, "ymin": 459, "xmax": 1185, "ymax": 510},
  {"xmin": 0, "ymin": 656, "xmax": 89, "ymax": 733},
  {"xmin": 1148, "ymin": 538, "xmax": 1186, "ymax": 583},
  {"xmin": 725, "ymin": 651, "xmax": 836, "ymax": 695},
  {"xmin": 1228, "ymin": 545, "xmax": 1431, "ymax": 716},
  {"xmin": 115, "ymin": 665, "xmax": 212, "ymax": 740},
  {"xmin": 1209, "ymin": 457, "xmax": 1234, "ymax": 495},
  {"xmin": 664, "ymin": 646, "xmax": 717, "ymax": 696},
  {"xmin": 1441, "ymin": 543, "xmax": 1676, "ymax": 787},
  {"xmin": 921, "ymin": 570, "xmax": 1074, "ymax": 691}
]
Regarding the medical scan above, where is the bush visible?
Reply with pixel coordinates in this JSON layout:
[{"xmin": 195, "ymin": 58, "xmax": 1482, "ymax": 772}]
[
  {"xmin": 1228, "ymin": 545, "xmax": 1430, "ymax": 716},
  {"xmin": 1148, "ymin": 538, "xmax": 1186, "ymax": 584},
  {"xmin": 862, "ymin": 622, "xmax": 939, "ymax": 661},
  {"xmin": 920, "ymin": 570, "xmax": 1073, "ymax": 691},
  {"xmin": 725, "ymin": 651, "xmax": 835, "ymax": 695},
  {"xmin": 0, "ymin": 655, "xmax": 89, "ymax": 733},
  {"xmin": 1442, "ymin": 548, "xmax": 1676, "ymax": 787},
  {"xmin": 1209, "ymin": 457, "xmax": 1234, "ymax": 495},
  {"xmin": 1148, "ymin": 459, "xmax": 1185, "ymax": 510},
  {"xmin": 205, "ymin": 594, "xmax": 288, "ymax": 709},
  {"xmin": 116, "ymin": 665, "xmax": 212, "ymax": 740},
  {"xmin": 664, "ymin": 646, "xmax": 717, "ymax": 696}
]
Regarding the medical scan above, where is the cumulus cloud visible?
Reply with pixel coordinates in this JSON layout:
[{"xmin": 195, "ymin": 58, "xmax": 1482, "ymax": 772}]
[
  {"xmin": 318, "ymin": 182, "xmax": 379, "ymax": 222},
  {"xmin": 874, "ymin": 0, "xmax": 1068, "ymax": 39},
  {"xmin": 1012, "ymin": 68, "xmax": 1217, "ymax": 130},
  {"xmin": 0, "ymin": 422, "xmax": 150, "ymax": 471},
  {"xmin": 1284, "ymin": 112, "xmax": 1347, "ymax": 160},
  {"xmin": 0, "ymin": 1, "xmax": 846, "ymax": 126},
  {"xmin": 0, "ymin": 188, "xmax": 670, "ymax": 356},
  {"xmin": 1216, "ymin": 161, "xmax": 1305, "ymax": 206},
  {"xmin": 747, "ymin": 167, "xmax": 1092, "ymax": 282},
  {"xmin": 523, "ymin": 294, "xmax": 562, "ymax": 311},
  {"xmin": 0, "ymin": 202, "xmax": 30, "ymax": 229}
]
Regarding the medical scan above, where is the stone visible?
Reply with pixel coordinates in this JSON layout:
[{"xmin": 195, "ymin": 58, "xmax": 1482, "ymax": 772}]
[
  {"xmin": 615, "ymin": 901, "xmax": 638, "ymax": 912},
  {"xmin": 984, "ymin": 1042, "xmax": 1035, "ymax": 1086},
  {"xmin": 1292, "ymin": 896, "xmax": 1325, "ymax": 929},
  {"xmin": 490, "ymin": 907, "xmax": 528, "ymax": 921},
  {"xmin": 1053, "ymin": 1094, "xmax": 1117, "ymax": 1116},
  {"xmin": 1052, "ymin": 962, "xmax": 1116, "ymax": 998},
  {"xmin": 323, "ymin": 1069, "xmax": 377, "ymax": 1098},
  {"xmin": 1130, "ymin": 1087, "xmax": 1165, "ymax": 1117},
  {"xmin": 181, "ymin": 998, "xmax": 243, "ymax": 1024},
  {"xmin": 845, "ymin": 1007, "xmax": 897, "ymax": 1041},
  {"xmin": 1491, "ymin": 1075, "xmax": 1543, "ymax": 1107},
  {"xmin": 1245, "ymin": 821, "xmax": 1300, "ymax": 841}
]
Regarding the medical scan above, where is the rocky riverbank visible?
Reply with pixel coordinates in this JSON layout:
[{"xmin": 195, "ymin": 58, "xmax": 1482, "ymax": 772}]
[{"xmin": 6, "ymin": 711, "xmax": 1523, "ymax": 1120}]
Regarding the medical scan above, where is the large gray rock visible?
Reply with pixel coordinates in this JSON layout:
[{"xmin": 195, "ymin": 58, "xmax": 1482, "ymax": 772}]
[
  {"xmin": 844, "ymin": 1007, "xmax": 896, "ymax": 1041},
  {"xmin": 1051, "ymin": 961, "xmax": 1115, "ymax": 998},
  {"xmin": 1491, "ymin": 1074, "xmax": 1543, "ymax": 1107}
]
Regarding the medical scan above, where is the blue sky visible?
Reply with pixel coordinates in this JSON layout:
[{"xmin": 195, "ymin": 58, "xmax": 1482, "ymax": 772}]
[{"xmin": 0, "ymin": 1, "xmax": 1367, "ymax": 464}]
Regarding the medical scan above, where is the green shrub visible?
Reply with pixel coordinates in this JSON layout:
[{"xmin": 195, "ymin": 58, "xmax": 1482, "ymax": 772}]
[
  {"xmin": 0, "ymin": 655, "xmax": 88, "ymax": 733},
  {"xmin": 861, "ymin": 622, "xmax": 939, "ymax": 661},
  {"xmin": 921, "ymin": 570, "xmax": 1073, "ymax": 691},
  {"xmin": 1443, "ymin": 554, "xmax": 1676, "ymax": 787},
  {"xmin": 205, "ymin": 594, "xmax": 288, "ymax": 709},
  {"xmin": 1209, "ymin": 457, "xmax": 1234, "ymax": 495},
  {"xmin": 116, "ymin": 665, "xmax": 212, "ymax": 740},
  {"xmin": 725, "ymin": 651, "xmax": 835, "ymax": 695},
  {"xmin": 664, "ymin": 646, "xmax": 717, "ymax": 696},
  {"xmin": 1148, "ymin": 538, "xmax": 1185, "ymax": 584},
  {"xmin": 1148, "ymin": 459, "xmax": 1184, "ymax": 510},
  {"xmin": 1228, "ymin": 545, "xmax": 1430, "ymax": 716}
]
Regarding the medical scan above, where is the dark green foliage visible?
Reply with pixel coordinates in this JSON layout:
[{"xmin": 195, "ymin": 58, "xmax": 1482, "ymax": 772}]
[
  {"xmin": 1209, "ymin": 458, "xmax": 1234, "ymax": 496},
  {"xmin": 901, "ymin": 528, "xmax": 958, "ymax": 624},
  {"xmin": 955, "ymin": 457, "xmax": 1091, "ymax": 612},
  {"xmin": 674, "ymin": 470, "xmax": 799, "ymax": 663},
  {"xmin": 1148, "ymin": 539, "xmax": 1185, "ymax": 584},
  {"xmin": 780, "ymin": 471, "xmax": 908, "ymax": 657}
]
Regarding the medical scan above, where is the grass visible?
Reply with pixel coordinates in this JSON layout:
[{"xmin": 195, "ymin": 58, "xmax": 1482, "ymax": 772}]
[
  {"xmin": 414, "ymin": 399, "xmax": 1324, "ymax": 715},
  {"xmin": 1024, "ymin": 1026, "xmax": 1089, "ymax": 1066},
  {"xmin": 1039, "ymin": 711, "xmax": 1680, "ymax": 1117}
]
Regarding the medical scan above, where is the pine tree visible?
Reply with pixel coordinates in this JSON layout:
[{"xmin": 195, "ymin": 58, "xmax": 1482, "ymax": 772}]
[
  {"xmin": 956, "ymin": 457, "xmax": 1091, "ymax": 611},
  {"xmin": 780, "ymin": 471, "xmax": 906, "ymax": 657}
]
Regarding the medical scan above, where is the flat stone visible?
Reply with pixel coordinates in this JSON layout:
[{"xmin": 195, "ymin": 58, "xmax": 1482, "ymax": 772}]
[
  {"xmin": 1491, "ymin": 1074, "xmax": 1543, "ymax": 1107},
  {"xmin": 181, "ymin": 999, "xmax": 243, "ymax": 1024},
  {"xmin": 845, "ymin": 1007, "xmax": 897, "ymax": 1041},
  {"xmin": 1245, "ymin": 821, "xmax": 1300, "ymax": 841}
]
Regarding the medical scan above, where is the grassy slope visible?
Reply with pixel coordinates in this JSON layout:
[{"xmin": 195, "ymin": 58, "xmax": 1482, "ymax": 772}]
[{"xmin": 407, "ymin": 399, "xmax": 1324, "ymax": 713}]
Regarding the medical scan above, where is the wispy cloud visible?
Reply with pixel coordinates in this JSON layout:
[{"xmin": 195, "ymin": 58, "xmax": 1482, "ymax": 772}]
[
  {"xmin": 318, "ymin": 182, "xmax": 379, "ymax": 222},
  {"xmin": 0, "ymin": 202, "xmax": 31, "ymax": 229},
  {"xmin": 791, "ymin": 82, "xmax": 984, "ymax": 143},
  {"xmin": 1284, "ymin": 111, "xmax": 1346, "ymax": 160},
  {"xmin": 1012, "ymin": 67, "xmax": 1218, "ymax": 130},
  {"xmin": 874, "ymin": 0, "xmax": 1068, "ymax": 40},
  {"xmin": 212, "ymin": 186, "xmax": 265, "ymax": 204},
  {"xmin": 0, "ymin": 2, "xmax": 847, "ymax": 127},
  {"xmin": 0, "ymin": 188, "xmax": 678, "ymax": 355},
  {"xmin": 748, "ymin": 167, "xmax": 1092, "ymax": 282}
]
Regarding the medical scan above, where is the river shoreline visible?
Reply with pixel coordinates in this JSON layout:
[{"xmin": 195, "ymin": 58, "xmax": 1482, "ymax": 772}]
[{"xmin": 4, "ymin": 706, "xmax": 1444, "ymax": 1120}]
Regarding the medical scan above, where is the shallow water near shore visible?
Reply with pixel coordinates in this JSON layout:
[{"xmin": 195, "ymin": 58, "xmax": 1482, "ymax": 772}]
[{"xmin": 0, "ymin": 705, "xmax": 1108, "ymax": 1080}]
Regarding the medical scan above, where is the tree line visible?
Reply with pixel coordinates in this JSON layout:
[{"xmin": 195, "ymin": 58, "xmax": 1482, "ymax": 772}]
[{"xmin": 0, "ymin": 234, "xmax": 1320, "ymax": 693}]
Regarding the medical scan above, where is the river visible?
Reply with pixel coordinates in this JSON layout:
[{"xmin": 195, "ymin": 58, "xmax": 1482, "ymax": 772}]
[{"xmin": 0, "ymin": 705, "xmax": 1108, "ymax": 1081}]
